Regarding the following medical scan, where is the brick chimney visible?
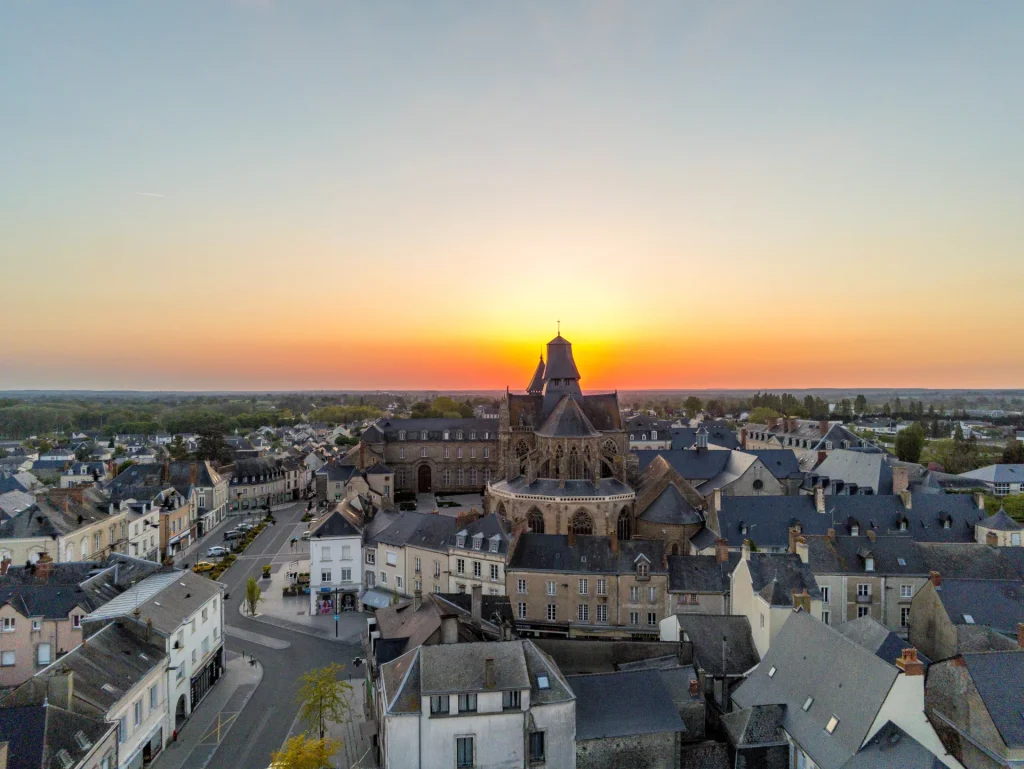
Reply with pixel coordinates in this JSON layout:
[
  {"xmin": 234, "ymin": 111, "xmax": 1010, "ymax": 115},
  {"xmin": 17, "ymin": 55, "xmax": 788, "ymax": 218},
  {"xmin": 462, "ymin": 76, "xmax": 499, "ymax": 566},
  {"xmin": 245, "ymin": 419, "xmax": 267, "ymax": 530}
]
[
  {"xmin": 827, "ymin": 528, "xmax": 836, "ymax": 540},
  {"xmin": 899, "ymin": 490, "xmax": 912, "ymax": 510},
  {"xmin": 795, "ymin": 536, "xmax": 809, "ymax": 564},
  {"xmin": 36, "ymin": 554, "xmax": 53, "ymax": 583},
  {"xmin": 1017, "ymin": 623, "xmax": 1024, "ymax": 649},
  {"xmin": 189, "ymin": 462, "xmax": 197, "ymax": 485},
  {"xmin": 0, "ymin": 557, "xmax": 10, "ymax": 576},
  {"xmin": 866, "ymin": 530, "xmax": 876, "ymax": 543},
  {"xmin": 711, "ymin": 488, "xmax": 723, "ymax": 516},
  {"xmin": 568, "ymin": 526, "xmax": 575, "ymax": 547},
  {"xmin": 767, "ymin": 417, "xmax": 778, "ymax": 431},
  {"xmin": 484, "ymin": 657, "xmax": 496, "ymax": 689},
  {"xmin": 740, "ymin": 428, "xmax": 747, "ymax": 450},
  {"xmin": 892, "ymin": 466, "xmax": 909, "ymax": 496},
  {"xmin": 929, "ymin": 571, "xmax": 941, "ymax": 588},
  {"xmin": 688, "ymin": 679, "xmax": 700, "ymax": 696},
  {"xmin": 818, "ymin": 420, "xmax": 829, "ymax": 436},
  {"xmin": 715, "ymin": 538, "xmax": 729, "ymax": 564},
  {"xmin": 814, "ymin": 486, "xmax": 826, "ymax": 514},
  {"xmin": 792, "ymin": 589, "xmax": 811, "ymax": 613},
  {"xmin": 471, "ymin": 584, "xmax": 482, "ymax": 627},
  {"xmin": 896, "ymin": 648, "xmax": 925, "ymax": 677},
  {"xmin": 817, "ymin": 450, "xmax": 828, "ymax": 467},
  {"xmin": 788, "ymin": 527, "xmax": 800, "ymax": 554}
]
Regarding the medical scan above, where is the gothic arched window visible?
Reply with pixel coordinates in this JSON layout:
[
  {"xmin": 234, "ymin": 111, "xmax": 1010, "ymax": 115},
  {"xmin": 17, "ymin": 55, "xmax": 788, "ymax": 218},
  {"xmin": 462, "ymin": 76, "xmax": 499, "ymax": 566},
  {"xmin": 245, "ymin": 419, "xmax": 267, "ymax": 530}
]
[
  {"xmin": 568, "ymin": 446, "xmax": 581, "ymax": 480},
  {"xmin": 617, "ymin": 509, "xmax": 632, "ymax": 541},
  {"xmin": 571, "ymin": 510, "xmax": 594, "ymax": 536},
  {"xmin": 527, "ymin": 509, "xmax": 545, "ymax": 534}
]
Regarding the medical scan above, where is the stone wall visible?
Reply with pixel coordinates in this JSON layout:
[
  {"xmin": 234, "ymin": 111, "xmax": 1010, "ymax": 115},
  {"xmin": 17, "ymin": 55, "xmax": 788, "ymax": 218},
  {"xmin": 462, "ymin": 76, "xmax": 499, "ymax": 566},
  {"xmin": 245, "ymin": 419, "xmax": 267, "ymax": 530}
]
[{"xmin": 576, "ymin": 730, "xmax": 680, "ymax": 769}]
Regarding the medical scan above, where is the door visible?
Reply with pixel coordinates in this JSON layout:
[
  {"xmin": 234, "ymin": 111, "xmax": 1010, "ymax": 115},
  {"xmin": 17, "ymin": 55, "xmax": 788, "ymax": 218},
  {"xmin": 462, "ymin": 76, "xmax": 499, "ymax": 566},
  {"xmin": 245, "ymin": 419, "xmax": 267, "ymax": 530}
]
[{"xmin": 417, "ymin": 465, "xmax": 432, "ymax": 493}]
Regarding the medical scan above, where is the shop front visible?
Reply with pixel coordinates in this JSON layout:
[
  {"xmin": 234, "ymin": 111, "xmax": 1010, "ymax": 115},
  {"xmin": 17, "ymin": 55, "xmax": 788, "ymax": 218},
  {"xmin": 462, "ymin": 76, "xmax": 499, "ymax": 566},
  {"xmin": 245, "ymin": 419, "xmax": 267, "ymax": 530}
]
[{"xmin": 190, "ymin": 645, "xmax": 224, "ymax": 710}]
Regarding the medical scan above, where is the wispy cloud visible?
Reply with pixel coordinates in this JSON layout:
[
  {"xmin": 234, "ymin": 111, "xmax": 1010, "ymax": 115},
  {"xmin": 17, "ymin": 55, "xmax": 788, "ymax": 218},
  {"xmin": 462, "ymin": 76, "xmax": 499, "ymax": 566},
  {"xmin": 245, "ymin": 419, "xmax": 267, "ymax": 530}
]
[{"xmin": 133, "ymin": 191, "xmax": 165, "ymax": 197}]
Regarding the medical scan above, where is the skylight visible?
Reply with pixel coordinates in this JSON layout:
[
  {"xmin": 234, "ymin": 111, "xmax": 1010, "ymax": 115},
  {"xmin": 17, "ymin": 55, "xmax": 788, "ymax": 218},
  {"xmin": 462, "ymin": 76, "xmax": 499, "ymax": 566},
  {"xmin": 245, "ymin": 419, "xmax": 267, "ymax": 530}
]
[
  {"xmin": 74, "ymin": 731, "xmax": 92, "ymax": 750},
  {"xmin": 897, "ymin": 558, "xmax": 907, "ymax": 567},
  {"xmin": 768, "ymin": 666, "xmax": 777, "ymax": 678},
  {"xmin": 826, "ymin": 715, "xmax": 840, "ymax": 734},
  {"xmin": 963, "ymin": 614, "xmax": 975, "ymax": 624},
  {"xmin": 802, "ymin": 697, "xmax": 814, "ymax": 711},
  {"xmin": 537, "ymin": 675, "xmax": 550, "ymax": 690}
]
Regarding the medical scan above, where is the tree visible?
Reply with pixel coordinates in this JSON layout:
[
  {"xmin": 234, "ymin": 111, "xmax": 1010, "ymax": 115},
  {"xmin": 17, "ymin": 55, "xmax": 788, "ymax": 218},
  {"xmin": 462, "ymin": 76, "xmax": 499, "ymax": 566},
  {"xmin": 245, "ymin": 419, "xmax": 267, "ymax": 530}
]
[
  {"xmin": 838, "ymin": 399, "xmax": 853, "ymax": 418},
  {"xmin": 195, "ymin": 429, "xmax": 232, "ymax": 463},
  {"xmin": 683, "ymin": 396, "xmax": 703, "ymax": 415},
  {"xmin": 894, "ymin": 422, "xmax": 926, "ymax": 463},
  {"xmin": 115, "ymin": 460, "xmax": 134, "ymax": 477},
  {"xmin": 297, "ymin": 662, "xmax": 353, "ymax": 739},
  {"xmin": 854, "ymin": 394, "xmax": 868, "ymax": 414},
  {"xmin": 244, "ymin": 576, "xmax": 262, "ymax": 616},
  {"xmin": 168, "ymin": 435, "xmax": 190, "ymax": 460},
  {"xmin": 269, "ymin": 735, "xmax": 340, "ymax": 769},
  {"xmin": 748, "ymin": 407, "xmax": 782, "ymax": 425},
  {"xmin": 953, "ymin": 422, "xmax": 965, "ymax": 442},
  {"xmin": 1002, "ymin": 440, "xmax": 1024, "ymax": 464}
]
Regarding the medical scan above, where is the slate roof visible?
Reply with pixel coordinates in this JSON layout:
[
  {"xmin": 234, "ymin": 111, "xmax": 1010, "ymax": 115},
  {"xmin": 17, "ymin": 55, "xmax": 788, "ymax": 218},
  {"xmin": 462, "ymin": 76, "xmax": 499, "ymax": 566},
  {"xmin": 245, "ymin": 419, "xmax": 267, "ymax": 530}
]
[
  {"xmin": 365, "ymin": 462, "xmax": 392, "ymax": 475},
  {"xmin": 834, "ymin": 616, "xmax": 930, "ymax": 668},
  {"xmin": 490, "ymin": 476, "xmax": 634, "ymax": 499},
  {"xmin": 450, "ymin": 513, "xmax": 510, "ymax": 555},
  {"xmin": 936, "ymin": 579, "xmax": 1024, "ymax": 633},
  {"xmin": 536, "ymin": 395, "xmax": 600, "ymax": 438},
  {"xmin": 526, "ymin": 356, "xmax": 546, "ymax": 393},
  {"xmin": 959, "ymin": 464, "xmax": 1024, "ymax": 484},
  {"xmin": 806, "ymin": 536, "xmax": 1021, "ymax": 580},
  {"xmin": 732, "ymin": 611, "xmax": 899, "ymax": 769},
  {"xmin": 840, "ymin": 722, "xmax": 947, "ymax": 769},
  {"xmin": 639, "ymin": 483, "xmax": 704, "ymax": 526},
  {"xmin": 84, "ymin": 569, "xmax": 222, "ymax": 635},
  {"xmin": 745, "ymin": 449, "xmax": 805, "ymax": 480},
  {"xmin": 0, "ymin": 507, "xmax": 62, "ymax": 540},
  {"xmin": 506, "ymin": 392, "xmax": 622, "ymax": 432},
  {"xmin": 368, "ymin": 511, "xmax": 458, "ymax": 553},
  {"xmin": 747, "ymin": 552, "xmax": 821, "ymax": 600},
  {"xmin": 675, "ymin": 614, "xmax": 760, "ymax": 676},
  {"xmin": 671, "ymin": 424, "xmax": 741, "ymax": 451},
  {"xmin": 722, "ymin": 703, "xmax": 788, "ymax": 746},
  {"xmin": 961, "ymin": 651, "xmax": 1024, "ymax": 748},
  {"xmin": 567, "ymin": 669, "xmax": 686, "ymax": 740},
  {"xmin": 717, "ymin": 493, "xmax": 985, "ymax": 551},
  {"xmin": 810, "ymin": 450, "xmax": 895, "ymax": 495},
  {"xmin": 977, "ymin": 508, "xmax": 1022, "ymax": 531},
  {"xmin": 420, "ymin": 640, "xmax": 529, "ymax": 694},
  {"xmin": 310, "ymin": 509, "xmax": 362, "ymax": 539},
  {"xmin": 364, "ymin": 418, "xmax": 497, "ymax": 443},
  {"xmin": 0, "ymin": 475, "xmax": 29, "ymax": 494},
  {"xmin": 318, "ymin": 464, "xmax": 358, "ymax": 483},
  {"xmin": 508, "ymin": 533, "xmax": 667, "ymax": 575},
  {"xmin": 0, "ymin": 703, "xmax": 113, "ymax": 769},
  {"xmin": 666, "ymin": 554, "xmax": 738, "ymax": 594}
]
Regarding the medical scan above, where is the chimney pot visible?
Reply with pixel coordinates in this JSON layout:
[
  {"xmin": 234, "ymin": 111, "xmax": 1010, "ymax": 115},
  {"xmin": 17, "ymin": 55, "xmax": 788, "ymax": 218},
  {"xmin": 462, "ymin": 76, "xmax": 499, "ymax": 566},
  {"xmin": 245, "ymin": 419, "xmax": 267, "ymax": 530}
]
[
  {"xmin": 896, "ymin": 647, "xmax": 925, "ymax": 676},
  {"xmin": 688, "ymin": 679, "xmax": 700, "ymax": 696},
  {"xmin": 929, "ymin": 571, "xmax": 941, "ymax": 588},
  {"xmin": 795, "ymin": 536, "xmax": 809, "ymax": 564},
  {"xmin": 715, "ymin": 538, "xmax": 729, "ymax": 564}
]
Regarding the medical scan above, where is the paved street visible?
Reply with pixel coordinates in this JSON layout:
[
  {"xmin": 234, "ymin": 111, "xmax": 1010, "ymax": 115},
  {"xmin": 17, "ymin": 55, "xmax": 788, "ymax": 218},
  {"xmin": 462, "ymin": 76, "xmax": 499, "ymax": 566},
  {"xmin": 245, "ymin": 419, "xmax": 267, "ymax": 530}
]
[{"xmin": 156, "ymin": 501, "xmax": 367, "ymax": 769}]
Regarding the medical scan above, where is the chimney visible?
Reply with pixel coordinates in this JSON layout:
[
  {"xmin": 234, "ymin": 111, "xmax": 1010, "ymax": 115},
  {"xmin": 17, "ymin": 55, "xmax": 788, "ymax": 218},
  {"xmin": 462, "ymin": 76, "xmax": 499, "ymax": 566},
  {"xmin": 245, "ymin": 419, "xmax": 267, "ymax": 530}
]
[
  {"xmin": 814, "ymin": 486, "xmax": 825, "ymax": 514},
  {"xmin": 471, "ymin": 584, "xmax": 482, "ymax": 627},
  {"xmin": 36, "ymin": 555, "xmax": 52, "ymax": 583},
  {"xmin": 817, "ymin": 450, "xmax": 828, "ymax": 467},
  {"xmin": 899, "ymin": 490, "xmax": 912, "ymax": 510},
  {"xmin": 484, "ymin": 657, "xmax": 496, "ymax": 689},
  {"xmin": 0, "ymin": 557, "xmax": 10, "ymax": 576},
  {"xmin": 787, "ymin": 418, "xmax": 797, "ymax": 433},
  {"xmin": 827, "ymin": 528, "xmax": 836, "ymax": 540},
  {"xmin": 974, "ymin": 491, "xmax": 986, "ymax": 511},
  {"xmin": 792, "ymin": 589, "xmax": 811, "ymax": 613},
  {"xmin": 795, "ymin": 536, "xmax": 809, "ymax": 564},
  {"xmin": 715, "ymin": 538, "xmax": 729, "ymax": 564},
  {"xmin": 767, "ymin": 417, "xmax": 778, "ymax": 431},
  {"xmin": 688, "ymin": 679, "xmax": 700, "ymax": 697},
  {"xmin": 441, "ymin": 614, "xmax": 458, "ymax": 644},
  {"xmin": 929, "ymin": 571, "xmax": 941, "ymax": 588},
  {"xmin": 741, "ymin": 540, "xmax": 750, "ymax": 561},
  {"xmin": 568, "ymin": 526, "xmax": 575, "ymax": 547},
  {"xmin": 740, "ymin": 428, "xmax": 747, "ymax": 451},
  {"xmin": 896, "ymin": 648, "xmax": 925, "ymax": 677},
  {"xmin": 1017, "ymin": 622, "xmax": 1024, "ymax": 650},
  {"xmin": 788, "ymin": 527, "xmax": 799, "ymax": 554},
  {"xmin": 892, "ymin": 466, "xmax": 909, "ymax": 496},
  {"xmin": 986, "ymin": 531, "xmax": 998, "ymax": 546},
  {"xmin": 46, "ymin": 671, "xmax": 74, "ymax": 710},
  {"xmin": 161, "ymin": 459, "xmax": 170, "ymax": 484},
  {"xmin": 818, "ymin": 420, "xmax": 829, "ymax": 436},
  {"xmin": 189, "ymin": 462, "xmax": 197, "ymax": 485},
  {"xmin": 413, "ymin": 589, "xmax": 422, "ymax": 612},
  {"xmin": 711, "ymin": 488, "xmax": 723, "ymax": 516},
  {"xmin": 866, "ymin": 530, "xmax": 877, "ymax": 543},
  {"xmin": 610, "ymin": 526, "xmax": 620, "ymax": 555}
]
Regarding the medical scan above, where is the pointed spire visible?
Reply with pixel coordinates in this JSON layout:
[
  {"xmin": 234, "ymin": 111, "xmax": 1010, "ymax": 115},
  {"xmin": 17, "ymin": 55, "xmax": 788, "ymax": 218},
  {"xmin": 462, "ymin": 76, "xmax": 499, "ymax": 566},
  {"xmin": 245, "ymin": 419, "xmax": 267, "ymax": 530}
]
[{"xmin": 526, "ymin": 354, "xmax": 546, "ymax": 395}]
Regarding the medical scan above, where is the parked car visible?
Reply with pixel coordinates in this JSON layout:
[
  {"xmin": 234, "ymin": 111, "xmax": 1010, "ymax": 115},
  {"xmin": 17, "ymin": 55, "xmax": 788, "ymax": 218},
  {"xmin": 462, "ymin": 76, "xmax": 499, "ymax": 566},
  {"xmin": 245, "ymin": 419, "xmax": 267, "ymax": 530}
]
[
  {"xmin": 193, "ymin": 561, "xmax": 216, "ymax": 573},
  {"xmin": 223, "ymin": 530, "xmax": 242, "ymax": 541},
  {"xmin": 301, "ymin": 530, "xmax": 312, "ymax": 540},
  {"xmin": 206, "ymin": 546, "xmax": 229, "ymax": 558},
  {"xmin": 237, "ymin": 523, "xmax": 254, "ymax": 532}
]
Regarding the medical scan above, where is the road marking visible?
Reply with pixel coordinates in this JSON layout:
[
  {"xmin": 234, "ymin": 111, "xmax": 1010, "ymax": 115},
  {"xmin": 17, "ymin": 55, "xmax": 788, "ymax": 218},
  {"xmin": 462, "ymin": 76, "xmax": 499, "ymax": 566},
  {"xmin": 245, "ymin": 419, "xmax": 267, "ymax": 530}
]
[{"xmin": 224, "ymin": 626, "xmax": 291, "ymax": 649}]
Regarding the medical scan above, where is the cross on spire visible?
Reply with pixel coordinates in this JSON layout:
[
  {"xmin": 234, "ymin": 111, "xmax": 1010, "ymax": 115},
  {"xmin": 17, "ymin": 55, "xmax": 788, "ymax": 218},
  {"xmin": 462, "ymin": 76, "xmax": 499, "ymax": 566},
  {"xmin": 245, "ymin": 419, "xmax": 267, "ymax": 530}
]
[{"xmin": 557, "ymin": 319, "xmax": 560, "ymax": 335}]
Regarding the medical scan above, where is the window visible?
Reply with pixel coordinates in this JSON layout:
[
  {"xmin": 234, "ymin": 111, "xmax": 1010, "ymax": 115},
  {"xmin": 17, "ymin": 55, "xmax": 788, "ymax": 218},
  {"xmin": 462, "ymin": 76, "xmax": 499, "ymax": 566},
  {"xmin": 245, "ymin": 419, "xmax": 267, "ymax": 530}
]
[
  {"xmin": 596, "ymin": 604, "xmax": 608, "ymax": 623},
  {"xmin": 630, "ymin": 586, "xmax": 640, "ymax": 602},
  {"xmin": 396, "ymin": 576, "xmax": 403, "ymax": 590},
  {"xmin": 502, "ymin": 690, "xmax": 521, "ymax": 710},
  {"xmin": 420, "ymin": 447, "xmax": 427, "ymax": 458},
  {"xmin": 444, "ymin": 447, "xmax": 450, "ymax": 459},
  {"xmin": 857, "ymin": 606, "xmax": 870, "ymax": 618},
  {"xmin": 648, "ymin": 586, "xmax": 657, "ymax": 603},
  {"xmin": 457, "ymin": 558, "xmax": 465, "ymax": 575},
  {"xmin": 529, "ymin": 731, "xmax": 545, "ymax": 762},
  {"xmin": 546, "ymin": 604, "xmax": 557, "ymax": 621},
  {"xmin": 457, "ymin": 447, "xmax": 463, "ymax": 459},
  {"xmin": 578, "ymin": 578, "xmax": 589, "ymax": 595},
  {"xmin": 483, "ymin": 447, "xmax": 489, "ymax": 459},
  {"xmin": 490, "ymin": 564, "xmax": 499, "ymax": 581},
  {"xmin": 321, "ymin": 570, "xmax": 331, "ymax": 583},
  {"xmin": 596, "ymin": 578, "xmax": 607, "ymax": 596},
  {"xmin": 414, "ymin": 557, "xmax": 421, "ymax": 573},
  {"xmin": 365, "ymin": 551, "xmax": 375, "ymax": 565},
  {"xmin": 900, "ymin": 584, "xmax": 913, "ymax": 599},
  {"xmin": 430, "ymin": 695, "xmax": 449, "ymax": 715},
  {"xmin": 489, "ymin": 538, "xmax": 498, "ymax": 553},
  {"xmin": 118, "ymin": 716, "xmax": 127, "ymax": 743},
  {"xmin": 150, "ymin": 684, "xmax": 158, "ymax": 710},
  {"xmin": 1, "ymin": 617, "xmax": 14, "ymax": 632},
  {"xmin": 202, "ymin": 607, "xmax": 208, "ymax": 623},
  {"xmin": 434, "ymin": 561, "xmax": 441, "ymax": 578},
  {"xmin": 826, "ymin": 715, "xmax": 840, "ymax": 734},
  {"xmin": 414, "ymin": 578, "xmax": 421, "ymax": 592},
  {"xmin": 458, "ymin": 693, "xmax": 477, "ymax": 712},
  {"xmin": 648, "ymin": 612, "xmax": 657, "ymax": 626},
  {"xmin": 456, "ymin": 736, "xmax": 474, "ymax": 768},
  {"xmin": 473, "ymin": 561, "xmax": 481, "ymax": 578},
  {"xmin": 517, "ymin": 579, "xmax": 527, "ymax": 594},
  {"xmin": 821, "ymin": 610, "xmax": 830, "ymax": 625},
  {"xmin": 37, "ymin": 643, "xmax": 51, "ymax": 665},
  {"xmin": 901, "ymin": 607, "xmax": 911, "ymax": 627},
  {"xmin": 380, "ymin": 571, "xmax": 387, "ymax": 585},
  {"xmin": 865, "ymin": 557, "xmax": 874, "ymax": 572},
  {"xmin": 366, "ymin": 572, "xmax": 376, "ymax": 587},
  {"xmin": 192, "ymin": 649, "xmax": 197, "ymax": 664},
  {"xmin": 386, "ymin": 551, "xmax": 398, "ymax": 566},
  {"xmin": 518, "ymin": 602, "xmax": 527, "ymax": 620},
  {"xmin": 820, "ymin": 586, "xmax": 830, "ymax": 604},
  {"xmin": 629, "ymin": 611, "xmax": 640, "ymax": 625},
  {"xmin": 31, "ymin": 619, "xmax": 41, "ymax": 632},
  {"xmin": 320, "ymin": 546, "xmax": 331, "ymax": 561},
  {"xmin": 994, "ymin": 483, "xmax": 1010, "ymax": 496},
  {"xmin": 134, "ymin": 699, "xmax": 143, "ymax": 726},
  {"xmin": 857, "ymin": 583, "xmax": 870, "ymax": 598},
  {"xmin": 420, "ymin": 431, "xmax": 428, "ymax": 440},
  {"xmin": 546, "ymin": 581, "xmax": 556, "ymax": 596},
  {"xmin": 636, "ymin": 562, "xmax": 649, "ymax": 579},
  {"xmin": 399, "ymin": 431, "xmax": 406, "ymax": 441},
  {"xmin": 578, "ymin": 604, "xmax": 589, "ymax": 622}
]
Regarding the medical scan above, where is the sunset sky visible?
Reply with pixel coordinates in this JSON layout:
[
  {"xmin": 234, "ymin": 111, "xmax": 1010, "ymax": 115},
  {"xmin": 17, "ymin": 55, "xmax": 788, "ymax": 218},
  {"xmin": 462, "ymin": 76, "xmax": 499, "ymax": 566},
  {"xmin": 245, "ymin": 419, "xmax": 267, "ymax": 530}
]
[{"xmin": 2, "ymin": 2, "xmax": 1022, "ymax": 391}]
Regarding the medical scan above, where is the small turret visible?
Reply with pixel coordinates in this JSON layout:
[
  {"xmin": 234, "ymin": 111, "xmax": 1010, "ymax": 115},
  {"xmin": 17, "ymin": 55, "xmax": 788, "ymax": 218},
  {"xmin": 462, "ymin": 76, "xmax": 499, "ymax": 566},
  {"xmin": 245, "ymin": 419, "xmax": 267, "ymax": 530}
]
[{"xmin": 526, "ymin": 355, "xmax": 545, "ymax": 395}]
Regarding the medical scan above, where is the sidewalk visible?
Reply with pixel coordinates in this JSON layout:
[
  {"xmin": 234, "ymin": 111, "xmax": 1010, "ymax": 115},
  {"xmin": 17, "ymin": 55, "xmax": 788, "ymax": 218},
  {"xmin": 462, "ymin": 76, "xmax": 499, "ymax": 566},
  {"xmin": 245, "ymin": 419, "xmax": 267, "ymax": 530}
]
[
  {"xmin": 283, "ymin": 678, "xmax": 378, "ymax": 769},
  {"xmin": 152, "ymin": 652, "xmax": 263, "ymax": 769}
]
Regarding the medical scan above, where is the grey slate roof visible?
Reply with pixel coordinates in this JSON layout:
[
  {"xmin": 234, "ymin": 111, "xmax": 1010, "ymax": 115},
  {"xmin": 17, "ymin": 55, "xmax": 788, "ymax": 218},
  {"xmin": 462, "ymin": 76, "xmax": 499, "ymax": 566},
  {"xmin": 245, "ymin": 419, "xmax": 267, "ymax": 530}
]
[
  {"xmin": 675, "ymin": 614, "xmax": 760, "ymax": 676},
  {"xmin": 507, "ymin": 392, "xmax": 622, "ymax": 432},
  {"xmin": 0, "ymin": 703, "xmax": 113, "ymax": 769},
  {"xmin": 671, "ymin": 424, "xmax": 741, "ymax": 450},
  {"xmin": 745, "ymin": 449, "xmax": 805, "ymax": 480},
  {"xmin": 732, "ymin": 611, "xmax": 898, "ymax": 769},
  {"xmin": 450, "ymin": 513, "xmax": 510, "ymax": 555},
  {"xmin": 84, "ymin": 569, "xmax": 222, "ymax": 635},
  {"xmin": 368, "ymin": 511, "xmax": 458, "ymax": 553},
  {"xmin": 834, "ymin": 616, "xmax": 930, "ymax": 668},
  {"xmin": 722, "ymin": 703, "xmax": 788, "ymax": 746},
  {"xmin": 508, "ymin": 533, "xmax": 667, "ymax": 575},
  {"xmin": 536, "ymin": 395, "xmax": 600, "ymax": 438},
  {"xmin": 666, "ymin": 554, "xmax": 737, "ymax": 594},
  {"xmin": 310, "ymin": 509, "xmax": 362, "ymax": 539},
  {"xmin": 806, "ymin": 536, "xmax": 1021, "ymax": 580},
  {"xmin": 636, "ymin": 448, "xmax": 732, "ymax": 480},
  {"xmin": 936, "ymin": 579, "xmax": 1024, "ymax": 633},
  {"xmin": 491, "ymin": 476, "xmax": 634, "ymax": 499},
  {"xmin": 977, "ymin": 508, "xmax": 1022, "ymax": 531},
  {"xmin": 567, "ymin": 669, "xmax": 686, "ymax": 740},
  {"xmin": 959, "ymin": 464, "xmax": 1024, "ymax": 484},
  {"xmin": 961, "ymin": 651, "xmax": 1024, "ymax": 748},
  {"xmin": 745, "ymin": 553, "xmax": 821, "ymax": 602},
  {"xmin": 840, "ymin": 722, "xmax": 947, "ymax": 769},
  {"xmin": 364, "ymin": 418, "xmax": 496, "ymax": 443},
  {"xmin": 810, "ymin": 450, "xmax": 895, "ymax": 495},
  {"xmin": 420, "ymin": 640, "xmax": 529, "ymax": 694},
  {"xmin": 639, "ymin": 483, "xmax": 704, "ymax": 526}
]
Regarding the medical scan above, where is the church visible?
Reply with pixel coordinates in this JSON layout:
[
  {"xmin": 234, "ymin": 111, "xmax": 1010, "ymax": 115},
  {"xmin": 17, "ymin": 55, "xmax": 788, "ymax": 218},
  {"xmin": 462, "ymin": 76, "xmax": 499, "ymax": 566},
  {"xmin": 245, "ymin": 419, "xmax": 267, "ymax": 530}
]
[{"xmin": 487, "ymin": 333, "xmax": 708, "ymax": 554}]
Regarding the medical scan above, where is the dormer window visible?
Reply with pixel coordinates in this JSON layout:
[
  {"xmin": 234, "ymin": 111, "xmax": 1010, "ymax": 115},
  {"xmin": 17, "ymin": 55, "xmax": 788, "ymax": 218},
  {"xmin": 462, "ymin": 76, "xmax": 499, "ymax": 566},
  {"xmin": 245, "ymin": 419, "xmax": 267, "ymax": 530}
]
[
  {"xmin": 636, "ymin": 562, "xmax": 649, "ymax": 580},
  {"xmin": 489, "ymin": 539, "xmax": 499, "ymax": 553},
  {"xmin": 484, "ymin": 432, "xmax": 490, "ymax": 439},
  {"xmin": 443, "ymin": 431, "xmax": 450, "ymax": 440},
  {"xmin": 456, "ymin": 534, "xmax": 466, "ymax": 548},
  {"xmin": 457, "ymin": 431, "xmax": 463, "ymax": 440},
  {"xmin": 899, "ymin": 520, "xmax": 908, "ymax": 532},
  {"xmin": 851, "ymin": 524, "xmax": 860, "ymax": 536},
  {"xmin": 651, "ymin": 430, "xmax": 657, "ymax": 440},
  {"xmin": 865, "ymin": 557, "xmax": 875, "ymax": 572},
  {"xmin": 641, "ymin": 433, "xmax": 647, "ymax": 441},
  {"xmin": 472, "ymin": 534, "xmax": 483, "ymax": 550},
  {"xmin": 630, "ymin": 434, "xmax": 635, "ymax": 441},
  {"xmin": 399, "ymin": 431, "xmax": 406, "ymax": 441},
  {"xmin": 421, "ymin": 431, "xmax": 428, "ymax": 440}
]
